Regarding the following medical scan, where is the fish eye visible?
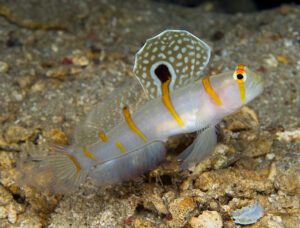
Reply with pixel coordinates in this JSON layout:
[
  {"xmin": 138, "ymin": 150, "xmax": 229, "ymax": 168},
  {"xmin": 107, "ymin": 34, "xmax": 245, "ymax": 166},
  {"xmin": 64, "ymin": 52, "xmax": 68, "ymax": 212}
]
[
  {"xmin": 237, "ymin": 74, "xmax": 244, "ymax": 80},
  {"xmin": 233, "ymin": 72, "xmax": 247, "ymax": 82}
]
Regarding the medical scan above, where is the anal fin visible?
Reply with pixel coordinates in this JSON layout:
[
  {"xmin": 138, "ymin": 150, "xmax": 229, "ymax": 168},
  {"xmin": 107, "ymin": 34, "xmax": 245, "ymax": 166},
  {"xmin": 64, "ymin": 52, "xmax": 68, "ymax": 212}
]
[
  {"xmin": 178, "ymin": 126, "xmax": 217, "ymax": 170},
  {"xmin": 89, "ymin": 141, "xmax": 166, "ymax": 185}
]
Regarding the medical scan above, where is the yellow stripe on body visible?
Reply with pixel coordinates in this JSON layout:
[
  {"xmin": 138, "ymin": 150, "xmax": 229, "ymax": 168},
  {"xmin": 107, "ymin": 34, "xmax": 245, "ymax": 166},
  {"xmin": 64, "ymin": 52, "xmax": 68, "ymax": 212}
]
[
  {"xmin": 63, "ymin": 153, "xmax": 81, "ymax": 175},
  {"xmin": 237, "ymin": 81, "xmax": 245, "ymax": 103},
  {"xmin": 202, "ymin": 76, "xmax": 222, "ymax": 106},
  {"xmin": 161, "ymin": 79, "xmax": 185, "ymax": 127},
  {"xmin": 115, "ymin": 141, "xmax": 127, "ymax": 154},
  {"xmin": 122, "ymin": 106, "xmax": 148, "ymax": 142},
  {"xmin": 82, "ymin": 147, "xmax": 101, "ymax": 163},
  {"xmin": 99, "ymin": 131, "xmax": 109, "ymax": 142}
]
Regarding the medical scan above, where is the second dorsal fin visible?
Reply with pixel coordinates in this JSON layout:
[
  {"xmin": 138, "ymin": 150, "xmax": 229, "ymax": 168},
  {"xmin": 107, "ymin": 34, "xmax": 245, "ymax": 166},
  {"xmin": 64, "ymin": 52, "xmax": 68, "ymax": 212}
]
[{"xmin": 134, "ymin": 30, "xmax": 211, "ymax": 99}]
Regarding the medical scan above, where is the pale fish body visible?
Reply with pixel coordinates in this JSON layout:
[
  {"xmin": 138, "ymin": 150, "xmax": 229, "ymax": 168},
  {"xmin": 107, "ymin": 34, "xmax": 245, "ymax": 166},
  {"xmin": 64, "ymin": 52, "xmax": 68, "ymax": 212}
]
[{"xmin": 20, "ymin": 30, "xmax": 263, "ymax": 192}]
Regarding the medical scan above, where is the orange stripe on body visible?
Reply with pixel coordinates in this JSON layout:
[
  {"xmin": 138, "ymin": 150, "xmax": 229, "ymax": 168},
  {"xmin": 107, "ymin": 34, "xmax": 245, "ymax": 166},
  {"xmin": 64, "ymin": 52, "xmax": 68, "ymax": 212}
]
[
  {"xmin": 64, "ymin": 153, "xmax": 81, "ymax": 175},
  {"xmin": 161, "ymin": 79, "xmax": 184, "ymax": 127},
  {"xmin": 122, "ymin": 106, "xmax": 148, "ymax": 142},
  {"xmin": 202, "ymin": 76, "xmax": 222, "ymax": 106},
  {"xmin": 115, "ymin": 141, "xmax": 127, "ymax": 154},
  {"xmin": 82, "ymin": 147, "xmax": 101, "ymax": 163},
  {"xmin": 99, "ymin": 131, "xmax": 109, "ymax": 142}
]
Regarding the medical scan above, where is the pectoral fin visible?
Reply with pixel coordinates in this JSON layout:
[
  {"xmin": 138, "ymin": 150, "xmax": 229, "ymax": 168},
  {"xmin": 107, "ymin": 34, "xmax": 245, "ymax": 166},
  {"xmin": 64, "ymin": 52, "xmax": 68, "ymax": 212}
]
[{"xmin": 178, "ymin": 126, "xmax": 217, "ymax": 170}]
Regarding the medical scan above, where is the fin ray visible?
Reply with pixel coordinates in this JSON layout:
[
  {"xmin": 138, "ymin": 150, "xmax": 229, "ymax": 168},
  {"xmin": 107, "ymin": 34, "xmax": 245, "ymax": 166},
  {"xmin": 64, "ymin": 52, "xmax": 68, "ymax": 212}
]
[{"xmin": 16, "ymin": 146, "xmax": 87, "ymax": 193}]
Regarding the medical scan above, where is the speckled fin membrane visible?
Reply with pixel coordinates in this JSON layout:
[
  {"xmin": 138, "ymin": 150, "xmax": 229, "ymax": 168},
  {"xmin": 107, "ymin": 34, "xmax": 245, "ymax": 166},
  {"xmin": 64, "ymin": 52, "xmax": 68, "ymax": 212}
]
[
  {"xmin": 134, "ymin": 30, "xmax": 211, "ymax": 99},
  {"xmin": 74, "ymin": 78, "xmax": 147, "ymax": 147}
]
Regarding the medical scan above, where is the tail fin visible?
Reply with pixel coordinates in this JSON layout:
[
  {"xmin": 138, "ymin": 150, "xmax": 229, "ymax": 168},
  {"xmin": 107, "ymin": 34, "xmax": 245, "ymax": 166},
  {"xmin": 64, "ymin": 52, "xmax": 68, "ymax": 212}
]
[
  {"xmin": 89, "ymin": 141, "xmax": 166, "ymax": 185},
  {"xmin": 16, "ymin": 145, "xmax": 87, "ymax": 193}
]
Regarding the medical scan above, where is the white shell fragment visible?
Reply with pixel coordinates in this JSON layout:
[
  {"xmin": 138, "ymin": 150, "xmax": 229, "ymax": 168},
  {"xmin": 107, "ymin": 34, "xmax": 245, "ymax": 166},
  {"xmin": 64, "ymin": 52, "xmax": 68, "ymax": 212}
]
[{"xmin": 231, "ymin": 202, "xmax": 264, "ymax": 225}]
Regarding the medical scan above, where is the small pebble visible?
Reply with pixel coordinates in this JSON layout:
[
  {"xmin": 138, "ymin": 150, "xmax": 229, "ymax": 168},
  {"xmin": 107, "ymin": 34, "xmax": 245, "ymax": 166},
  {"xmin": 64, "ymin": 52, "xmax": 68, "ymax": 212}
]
[
  {"xmin": 17, "ymin": 75, "xmax": 35, "ymax": 89},
  {"xmin": 12, "ymin": 91, "xmax": 24, "ymax": 101},
  {"xmin": 266, "ymin": 153, "xmax": 275, "ymax": 160},
  {"xmin": 264, "ymin": 54, "xmax": 278, "ymax": 68},
  {"xmin": 30, "ymin": 80, "xmax": 46, "ymax": 92},
  {"xmin": 72, "ymin": 55, "xmax": 89, "ymax": 67},
  {"xmin": 7, "ymin": 204, "xmax": 18, "ymax": 224},
  {"xmin": 51, "ymin": 115, "xmax": 65, "ymax": 124},
  {"xmin": 0, "ymin": 61, "xmax": 9, "ymax": 73},
  {"xmin": 46, "ymin": 67, "xmax": 68, "ymax": 80},
  {"xmin": 70, "ymin": 67, "xmax": 83, "ymax": 75},
  {"xmin": 276, "ymin": 129, "xmax": 300, "ymax": 142},
  {"xmin": 0, "ymin": 206, "xmax": 8, "ymax": 219},
  {"xmin": 51, "ymin": 44, "xmax": 59, "ymax": 52},
  {"xmin": 276, "ymin": 55, "xmax": 289, "ymax": 64}
]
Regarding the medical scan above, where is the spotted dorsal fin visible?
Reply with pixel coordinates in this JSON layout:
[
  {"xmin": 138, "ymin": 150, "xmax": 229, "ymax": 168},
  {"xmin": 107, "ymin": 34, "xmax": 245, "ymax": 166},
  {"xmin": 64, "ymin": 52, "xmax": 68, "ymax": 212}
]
[{"xmin": 134, "ymin": 30, "xmax": 211, "ymax": 99}]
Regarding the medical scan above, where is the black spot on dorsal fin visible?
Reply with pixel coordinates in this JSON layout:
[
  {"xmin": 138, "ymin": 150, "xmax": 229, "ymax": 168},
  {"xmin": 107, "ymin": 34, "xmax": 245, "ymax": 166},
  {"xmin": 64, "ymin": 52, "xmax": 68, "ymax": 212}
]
[{"xmin": 154, "ymin": 64, "xmax": 171, "ymax": 83}]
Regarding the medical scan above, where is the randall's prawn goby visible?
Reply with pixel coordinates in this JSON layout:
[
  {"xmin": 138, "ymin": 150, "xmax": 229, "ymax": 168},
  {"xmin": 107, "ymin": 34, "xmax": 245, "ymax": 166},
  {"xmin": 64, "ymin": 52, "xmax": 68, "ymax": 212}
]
[{"xmin": 18, "ymin": 30, "xmax": 263, "ymax": 192}]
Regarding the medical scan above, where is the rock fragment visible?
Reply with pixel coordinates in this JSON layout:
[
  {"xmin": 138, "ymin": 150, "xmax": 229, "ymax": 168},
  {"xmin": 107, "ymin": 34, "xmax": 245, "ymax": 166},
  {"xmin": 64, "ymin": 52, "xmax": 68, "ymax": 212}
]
[
  {"xmin": 189, "ymin": 211, "xmax": 223, "ymax": 228},
  {"xmin": 143, "ymin": 193, "xmax": 168, "ymax": 214},
  {"xmin": 274, "ymin": 153, "xmax": 300, "ymax": 195},
  {"xmin": 167, "ymin": 197, "xmax": 197, "ymax": 227},
  {"xmin": 256, "ymin": 214, "xmax": 284, "ymax": 228},
  {"xmin": 223, "ymin": 106, "xmax": 259, "ymax": 131},
  {"xmin": 133, "ymin": 217, "xmax": 155, "ymax": 228},
  {"xmin": 195, "ymin": 168, "xmax": 273, "ymax": 197},
  {"xmin": 4, "ymin": 125, "xmax": 33, "ymax": 144},
  {"xmin": 0, "ymin": 185, "xmax": 13, "ymax": 205},
  {"xmin": 238, "ymin": 131, "xmax": 273, "ymax": 158}
]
